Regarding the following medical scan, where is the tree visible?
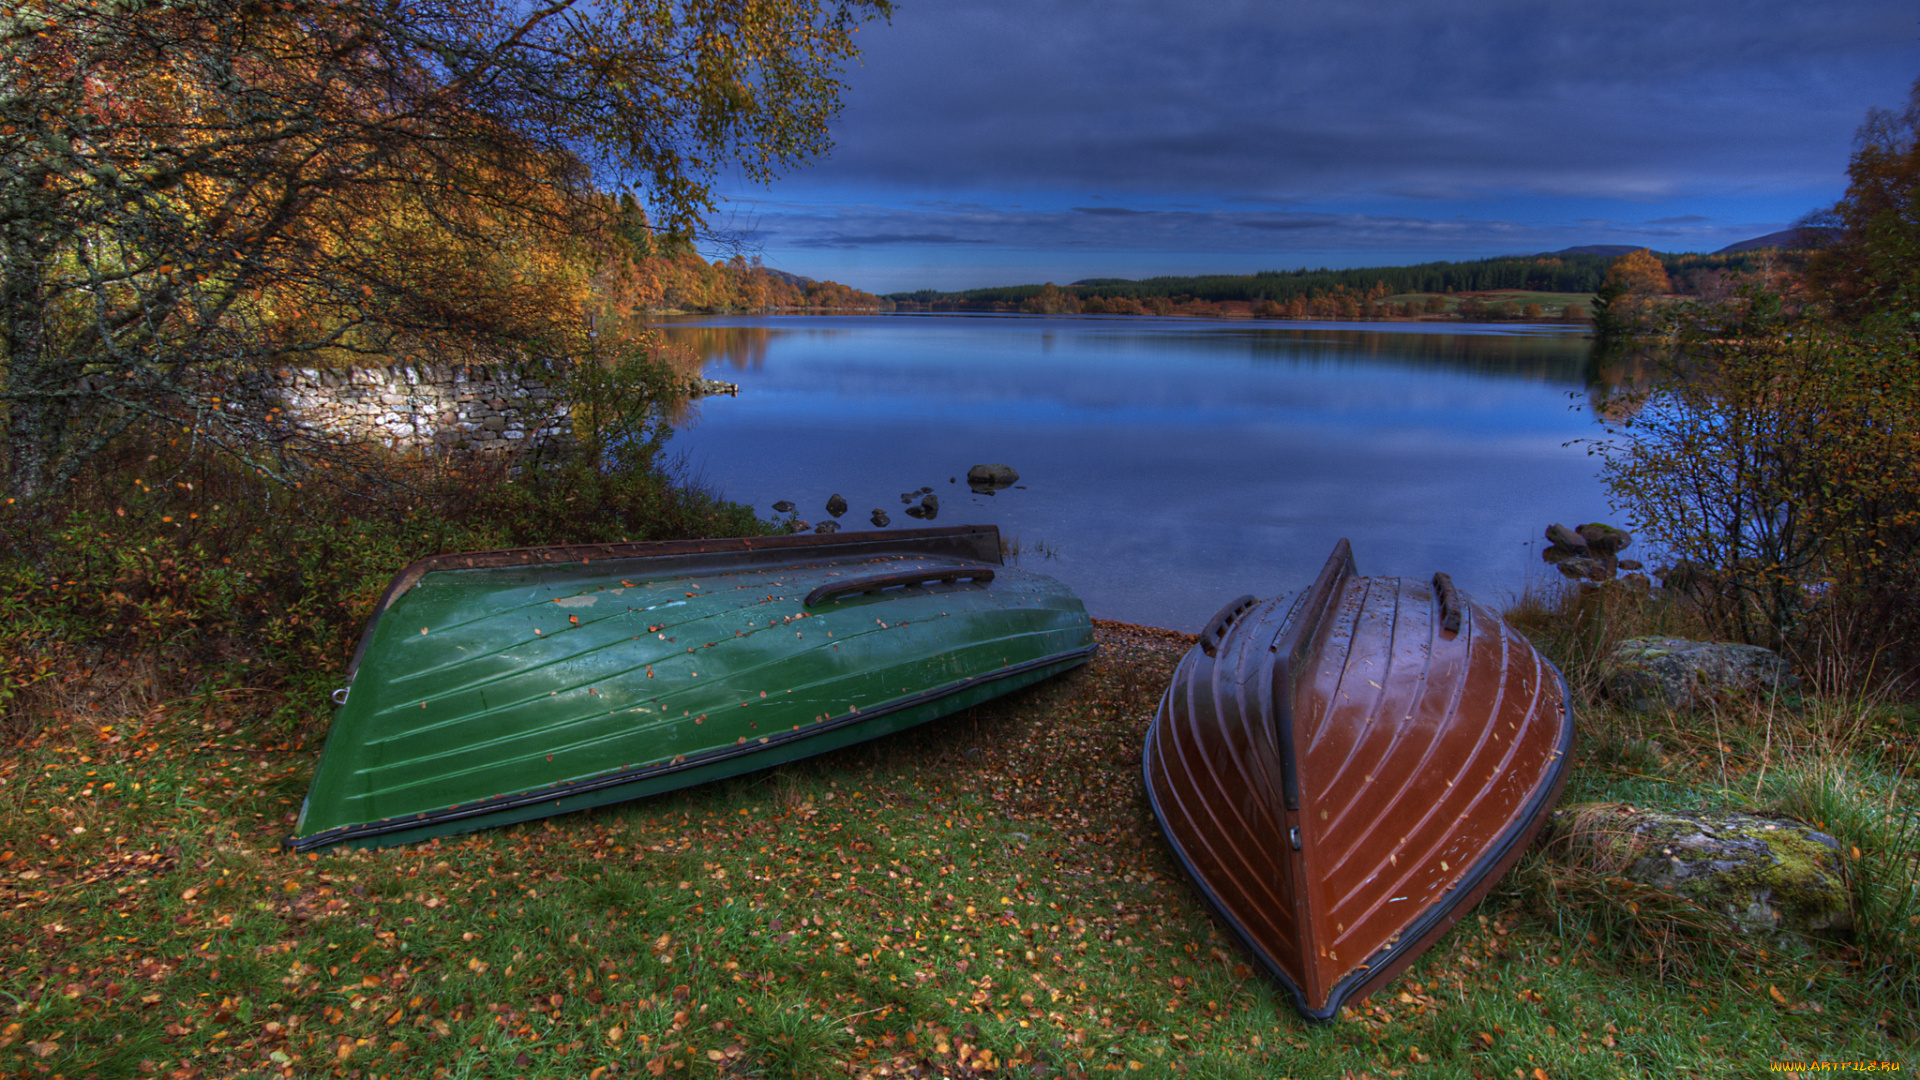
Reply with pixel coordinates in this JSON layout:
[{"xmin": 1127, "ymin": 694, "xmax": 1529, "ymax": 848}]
[
  {"xmin": 1804, "ymin": 76, "xmax": 1920, "ymax": 320},
  {"xmin": 1600, "ymin": 319, "xmax": 1920, "ymax": 655},
  {"xmin": 1019, "ymin": 283, "xmax": 1076, "ymax": 315},
  {"xmin": 1590, "ymin": 249, "xmax": 1671, "ymax": 335},
  {"xmin": 0, "ymin": 0, "xmax": 888, "ymax": 501},
  {"xmin": 1604, "ymin": 249, "xmax": 1672, "ymax": 296}
]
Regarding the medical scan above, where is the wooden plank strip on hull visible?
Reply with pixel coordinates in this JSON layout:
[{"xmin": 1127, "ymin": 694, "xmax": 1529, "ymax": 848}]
[{"xmin": 1145, "ymin": 540, "xmax": 1572, "ymax": 1022}]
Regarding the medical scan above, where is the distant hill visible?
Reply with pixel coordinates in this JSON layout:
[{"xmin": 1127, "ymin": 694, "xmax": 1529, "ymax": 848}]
[
  {"xmin": 890, "ymin": 246, "xmax": 1806, "ymax": 309},
  {"xmin": 1713, "ymin": 227, "xmax": 1838, "ymax": 254},
  {"xmin": 1541, "ymin": 245, "xmax": 1644, "ymax": 258},
  {"xmin": 763, "ymin": 267, "xmax": 816, "ymax": 288},
  {"xmin": 1535, "ymin": 229, "xmax": 1838, "ymax": 260}
]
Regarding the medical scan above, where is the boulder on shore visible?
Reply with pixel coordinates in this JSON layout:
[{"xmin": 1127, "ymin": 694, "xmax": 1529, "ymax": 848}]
[
  {"xmin": 1544, "ymin": 802, "xmax": 1851, "ymax": 937},
  {"xmin": 1605, "ymin": 636, "xmax": 1799, "ymax": 712},
  {"xmin": 1554, "ymin": 555, "xmax": 1615, "ymax": 583}
]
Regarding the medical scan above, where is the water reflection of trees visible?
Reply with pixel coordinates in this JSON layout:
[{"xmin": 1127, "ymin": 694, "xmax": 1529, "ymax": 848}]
[
  {"xmin": 659, "ymin": 324, "xmax": 849, "ymax": 371},
  {"xmin": 1223, "ymin": 328, "xmax": 1592, "ymax": 383},
  {"xmin": 1583, "ymin": 341, "xmax": 1662, "ymax": 424}
]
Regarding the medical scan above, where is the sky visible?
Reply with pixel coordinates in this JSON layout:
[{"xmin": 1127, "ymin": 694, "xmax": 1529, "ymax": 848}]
[{"xmin": 701, "ymin": 0, "xmax": 1920, "ymax": 294}]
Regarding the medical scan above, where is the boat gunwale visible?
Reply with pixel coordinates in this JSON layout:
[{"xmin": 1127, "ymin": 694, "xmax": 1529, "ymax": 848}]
[
  {"xmin": 292, "ymin": 639, "xmax": 1096, "ymax": 852},
  {"xmin": 341, "ymin": 525, "xmax": 1005, "ymax": 687}
]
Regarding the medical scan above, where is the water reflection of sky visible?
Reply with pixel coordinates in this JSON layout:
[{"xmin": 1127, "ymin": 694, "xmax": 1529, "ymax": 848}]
[{"xmin": 660, "ymin": 315, "xmax": 1612, "ymax": 632}]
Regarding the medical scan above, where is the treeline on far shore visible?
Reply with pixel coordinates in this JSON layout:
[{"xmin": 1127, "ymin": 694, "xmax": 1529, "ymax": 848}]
[
  {"xmin": 647, "ymin": 238, "xmax": 893, "ymax": 315},
  {"xmin": 885, "ymin": 248, "xmax": 1805, "ymax": 318}
]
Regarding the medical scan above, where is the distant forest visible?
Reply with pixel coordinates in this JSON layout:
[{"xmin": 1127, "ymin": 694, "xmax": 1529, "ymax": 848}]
[{"xmin": 885, "ymin": 249, "xmax": 1797, "ymax": 311}]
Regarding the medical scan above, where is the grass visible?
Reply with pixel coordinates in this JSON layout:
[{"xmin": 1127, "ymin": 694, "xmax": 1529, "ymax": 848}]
[
  {"xmin": 3, "ymin": 595, "xmax": 1915, "ymax": 1078},
  {"xmin": 1379, "ymin": 291, "xmax": 1592, "ymax": 319}
]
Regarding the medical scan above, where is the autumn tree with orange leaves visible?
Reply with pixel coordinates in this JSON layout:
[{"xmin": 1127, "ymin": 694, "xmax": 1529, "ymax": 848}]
[
  {"xmin": 0, "ymin": 0, "xmax": 888, "ymax": 501},
  {"xmin": 1589, "ymin": 249, "xmax": 1671, "ymax": 335},
  {"xmin": 1594, "ymin": 89, "xmax": 1920, "ymax": 675},
  {"xmin": 1804, "ymin": 76, "xmax": 1920, "ymax": 321}
]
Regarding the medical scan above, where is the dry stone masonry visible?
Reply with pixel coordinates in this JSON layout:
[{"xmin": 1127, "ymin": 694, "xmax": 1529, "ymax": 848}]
[{"xmin": 251, "ymin": 362, "xmax": 574, "ymax": 455}]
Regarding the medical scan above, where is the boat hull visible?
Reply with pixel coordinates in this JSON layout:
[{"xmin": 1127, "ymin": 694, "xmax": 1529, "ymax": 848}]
[
  {"xmin": 1143, "ymin": 540, "xmax": 1571, "ymax": 1022},
  {"xmin": 292, "ymin": 526, "xmax": 1094, "ymax": 851}
]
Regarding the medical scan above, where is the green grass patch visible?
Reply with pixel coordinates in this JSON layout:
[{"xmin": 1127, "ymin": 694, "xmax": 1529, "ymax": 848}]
[
  {"xmin": 1383, "ymin": 291, "xmax": 1594, "ymax": 318},
  {"xmin": 2, "ymin": 615, "xmax": 1911, "ymax": 1078}
]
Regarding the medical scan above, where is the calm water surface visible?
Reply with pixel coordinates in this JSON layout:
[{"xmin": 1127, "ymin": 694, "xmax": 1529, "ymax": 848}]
[{"xmin": 660, "ymin": 314, "xmax": 1612, "ymax": 632}]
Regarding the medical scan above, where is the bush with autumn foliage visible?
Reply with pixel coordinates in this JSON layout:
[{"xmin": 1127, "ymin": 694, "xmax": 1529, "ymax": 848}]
[
  {"xmin": 1593, "ymin": 82, "xmax": 1920, "ymax": 686},
  {"xmin": 0, "ymin": 0, "xmax": 890, "ymax": 504},
  {"xmin": 0, "ymin": 0, "xmax": 890, "ymax": 721}
]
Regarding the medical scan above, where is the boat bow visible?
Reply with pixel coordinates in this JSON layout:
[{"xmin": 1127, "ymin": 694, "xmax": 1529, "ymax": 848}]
[{"xmin": 1145, "ymin": 540, "xmax": 1573, "ymax": 1021}]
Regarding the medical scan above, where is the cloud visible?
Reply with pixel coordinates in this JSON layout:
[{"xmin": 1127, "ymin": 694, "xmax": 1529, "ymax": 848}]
[
  {"xmin": 698, "ymin": 1, "xmax": 1910, "ymax": 289},
  {"xmin": 787, "ymin": 232, "xmax": 991, "ymax": 249},
  {"xmin": 1239, "ymin": 216, "xmax": 1342, "ymax": 233},
  {"xmin": 789, "ymin": 0, "xmax": 1911, "ymax": 202}
]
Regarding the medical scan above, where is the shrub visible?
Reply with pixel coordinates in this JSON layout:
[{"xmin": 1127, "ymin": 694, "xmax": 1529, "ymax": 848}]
[
  {"xmin": 0, "ymin": 354, "xmax": 776, "ymax": 736},
  {"xmin": 1596, "ymin": 314, "xmax": 1920, "ymax": 682}
]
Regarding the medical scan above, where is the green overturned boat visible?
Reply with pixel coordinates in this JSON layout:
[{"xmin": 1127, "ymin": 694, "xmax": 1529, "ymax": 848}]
[{"xmin": 290, "ymin": 525, "xmax": 1093, "ymax": 852}]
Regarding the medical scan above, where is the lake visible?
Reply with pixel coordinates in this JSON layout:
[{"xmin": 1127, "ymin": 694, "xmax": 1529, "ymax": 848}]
[{"xmin": 659, "ymin": 314, "xmax": 1615, "ymax": 633}]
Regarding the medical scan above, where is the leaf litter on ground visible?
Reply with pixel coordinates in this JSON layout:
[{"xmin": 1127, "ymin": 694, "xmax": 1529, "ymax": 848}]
[{"xmin": 0, "ymin": 622, "xmax": 1909, "ymax": 1078}]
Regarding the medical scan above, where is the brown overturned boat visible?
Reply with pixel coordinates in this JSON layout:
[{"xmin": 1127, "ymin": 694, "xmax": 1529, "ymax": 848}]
[{"xmin": 1143, "ymin": 540, "xmax": 1572, "ymax": 1023}]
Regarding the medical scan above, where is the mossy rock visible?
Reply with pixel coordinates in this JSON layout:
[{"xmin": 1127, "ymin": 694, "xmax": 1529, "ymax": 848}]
[
  {"xmin": 967, "ymin": 463, "xmax": 1019, "ymax": 488},
  {"xmin": 1605, "ymin": 636, "xmax": 1799, "ymax": 712},
  {"xmin": 1545, "ymin": 802, "xmax": 1851, "ymax": 937},
  {"xmin": 1575, "ymin": 522, "xmax": 1632, "ymax": 556}
]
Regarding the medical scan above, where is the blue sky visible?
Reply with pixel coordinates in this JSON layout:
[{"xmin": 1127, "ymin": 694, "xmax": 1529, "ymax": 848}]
[{"xmin": 703, "ymin": 0, "xmax": 1919, "ymax": 294}]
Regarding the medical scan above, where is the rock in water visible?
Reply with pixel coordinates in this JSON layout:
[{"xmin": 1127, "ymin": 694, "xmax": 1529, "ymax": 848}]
[
  {"xmin": 1545, "ymin": 522, "xmax": 1587, "ymax": 553},
  {"xmin": 813, "ymin": 521, "xmax": 840, "ymax": 534},
  {"xmin": 1545, "ymin": 802, "xmax": 1851, "ymax": 937},
  {"xmin": 904, "ymin": 505, "xmax": 926, "ymax": 519},
  {"xmin": 825, "ymin": 494, "xmax": 847, "ymax": 518},
  {"xmin": 1605, "ymin": 637, "xmax": 1800, "ymax": 711},
  {"xmin": 967, "ymin": 463, "xmax": 1019, "ymax": 487},
  {"xmin": 771, "ymin": 500, "xmax": 795, "ymax": 513},
  {"xmin": 919, "ymin": 493, "xmax": 938, "ymax": 519},
  {"xmin": 870, "ymin": 509, "xmax": 890, "ymax": 528},
  {"xmin": 1576, "ymin": 522, "xmax": 1633, "ymax": 556}
]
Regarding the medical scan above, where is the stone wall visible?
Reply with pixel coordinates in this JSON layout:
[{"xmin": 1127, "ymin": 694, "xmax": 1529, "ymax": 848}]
[{"xmin": 254, "ymin": 361, "xmax": 573, "ymax": 455}]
